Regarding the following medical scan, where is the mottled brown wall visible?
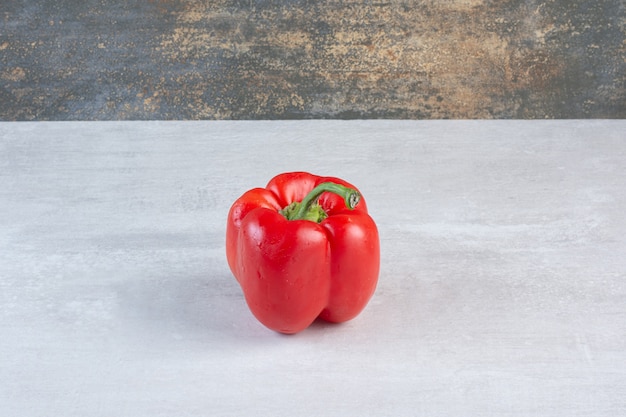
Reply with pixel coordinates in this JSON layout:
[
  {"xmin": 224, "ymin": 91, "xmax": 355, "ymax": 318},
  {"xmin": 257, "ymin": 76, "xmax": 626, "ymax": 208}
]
[{"xmin": 1, "ymin": 0, "xmax": 624, "ymax": 120}]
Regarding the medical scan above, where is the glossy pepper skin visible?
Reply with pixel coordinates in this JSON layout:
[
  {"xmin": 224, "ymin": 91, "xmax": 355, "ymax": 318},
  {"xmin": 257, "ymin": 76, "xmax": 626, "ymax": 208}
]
[{"xmin": 226, "ymin": 172, "xmax": 380, "ymax": 334}]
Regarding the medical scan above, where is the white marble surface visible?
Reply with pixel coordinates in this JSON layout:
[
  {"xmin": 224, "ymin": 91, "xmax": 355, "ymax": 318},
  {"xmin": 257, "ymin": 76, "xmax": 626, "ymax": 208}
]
[{"xmin": 1, "ymin": 120, "xmax": 625, "ymax": 416}]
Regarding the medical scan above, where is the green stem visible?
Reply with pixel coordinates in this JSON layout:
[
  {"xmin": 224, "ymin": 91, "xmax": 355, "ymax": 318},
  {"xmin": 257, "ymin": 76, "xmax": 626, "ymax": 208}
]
[{"xmin": 280, "ymin": 182, "xmax": 361, "ymax": 222}]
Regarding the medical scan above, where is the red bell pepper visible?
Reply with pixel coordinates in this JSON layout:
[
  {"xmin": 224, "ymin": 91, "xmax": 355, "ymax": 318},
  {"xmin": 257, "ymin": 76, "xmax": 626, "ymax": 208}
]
[{"xmin": 226, "ymin": 172, "xmax": 380, "ymax": 334}]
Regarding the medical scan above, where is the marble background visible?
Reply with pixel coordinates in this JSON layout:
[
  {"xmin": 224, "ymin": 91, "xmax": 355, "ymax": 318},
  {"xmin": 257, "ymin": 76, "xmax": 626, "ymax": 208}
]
[{"xmin": 1, "ymin": 0, "xmax": 624, "ymax": 120}]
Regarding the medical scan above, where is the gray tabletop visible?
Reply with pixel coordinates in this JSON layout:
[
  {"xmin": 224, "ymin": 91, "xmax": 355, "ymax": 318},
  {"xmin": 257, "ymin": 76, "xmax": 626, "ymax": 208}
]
[{"xmin": 1, "ymin": 120, "xmax": 625, "ymax": 416}]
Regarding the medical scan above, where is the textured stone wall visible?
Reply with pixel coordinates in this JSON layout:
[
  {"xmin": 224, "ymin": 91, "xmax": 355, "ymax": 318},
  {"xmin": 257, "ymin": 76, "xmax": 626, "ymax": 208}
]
[{"xmin": 1, "ymin": 0, "xmax": 624, "ymax": 120}]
